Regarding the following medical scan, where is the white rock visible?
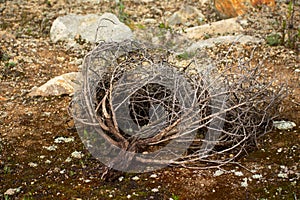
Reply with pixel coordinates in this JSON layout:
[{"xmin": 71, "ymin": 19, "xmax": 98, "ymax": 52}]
[
  {"xmin": 151, "ymin": 188, "xmax": 159, "ymax": 192},
  {"xmin": 43, "ymin": 145, "xmax": 58, "ymax": 151},
  {"xmin": 28, "ymin": 72, "xmax": 78, "ymax": 97},
  {"xmin": 185, "ymin": 18, "xmax": 243, "ymax": 40},
  {"xmin": 278, "ymin": 172, "xmax": 288, "ymax": 179},
  {"xmin": 241, "ymin": 178, "xmax": 248, "ymax": 187},
  {"xmin": 50, "ymin": 13, "xmax": 133, "ymax": 43},
  {"xmin": 167, "ymin": 5, "xmax": 205, "ymax": 26},
  {"xmin": 252, "ymin": 174, "xmax": 263, "ymax": 179},
  {"xmin": 131, "ymin": 176, "xmax": 140, "ymax": 181},
  {"xmin": 233, "ymin": 171, "xmax": 244, "ymax": 176},
  {"xmin": 45, "ymin": 160, "xmax": 52, "ymax": 164},
  {"xmin": 28, "ymin": 162, "xmax": 38, "ymax": 167},
  {"xmin": 150, "ymin": 174, "xmax": 158, "ymax": 178},
  {"xmin": 213, "ymin": 169, "xmax": 224, "ymax": 177},
  {"xmin": 71, "ymin": 151, "xmax": 84, "ymax": 159},
  {"xmin": 186, "ymin": 34, "xmax": 263, "ymax": 53},
  {"xmin": 4, "ymin": 187, "xmax": 22, "ymax": 196},
  {"xmin": 54, "ymin": 136, "xmax": 75, "ymax": 143},
  {"xmin": 273, "ymin": 120, "xmax": 296, "ymax": 130},
  {"xmin": 277, "ymin": 148, "xmax": 283, "ymax": 153}
]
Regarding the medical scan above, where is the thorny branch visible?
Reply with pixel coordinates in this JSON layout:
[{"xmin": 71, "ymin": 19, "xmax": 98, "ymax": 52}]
[{"xmin": 71, "ymin": 40, "xmax": 286, "ymax": 178}]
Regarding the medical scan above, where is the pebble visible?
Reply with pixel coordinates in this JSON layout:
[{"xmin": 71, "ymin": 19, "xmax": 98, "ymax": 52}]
[
  {"xmin": 4, "ymin": 187, "xmax": 22, "ymax": 196},
  {"xmin": 241, "ymin": 178, "xmax": 248, "ymax": 187},
  {"xmin": 71, "ymin": 151, "xmax": 84, "ymax": 159},
  {"xmin": 233, "ymin": 171, "xmax": 244, "ymax": 176},
  {"xmin": 43, "ymin": 145, "xmax": 58, "ymax": 151},
  {"xmin": 118, "ymin": 176, "xmax": 124, "ymax": 182},
  {"xmin": 273, "ymin": 120, "xmax": 296, "ymax": 130},
  {"xmin": 54, "ymin": 136, "xmax": 75, "ymax": 143},
  {"xmin": 252, "ymin": 174, "xmax": 263, "ymax": 179},
  {"xmin": 213, "ymin": 169, "xmax": 224, "ymax": 176},
  {"xmin": 151, "ymin": 188, "xmax": 159, "ymax": 192},
  {"xmin": 150, "ymin": 174, "xmax": 158, "ymax": 178},
  {"xmin": 132, "ymin": 176, "xmax": 140, "ymax": 181},
  {"xmin": 28, "ymin": 162, "xmax": 38, "ymax": 167}
]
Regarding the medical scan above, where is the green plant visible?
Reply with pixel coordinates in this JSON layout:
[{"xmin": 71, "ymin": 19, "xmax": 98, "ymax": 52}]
[
  {"xmin": 23, "ymin": 192, "xmax": 33, "ymax": 200},
  {"xmin": 0, "ymin": 51, "xmax": 10, "ymax": 61},
  {"xmin": 274, "ymin": 0, "xmax": 299, "ymax": 50},
  {"xmin": 177, "ymin": 51, "xmax": 195, "ymax": 60},
  {"xmin": 171, "ymin": 194, "xmax": 180, "ymax": 200},
  {"xmin": 158, "ymin": 22, "xmax": 171, "ymax": 30},
  {"xmin": 4, "ymin": 195, "xmax": 10, "ymax": 200},
  {"xmin": 69, "ymin": 170, "xmax": 75, "ymax": 177},
  {"xmin": 266, "ymin": 33, "xmax": 281, "ymax": 46},
  {"xmin": 116, "ymin": 0, "xmax": 129, "ymax": 24},
  {"xmin": 4, "ymin": 165, "xmax": 11, "ymax": 174}
]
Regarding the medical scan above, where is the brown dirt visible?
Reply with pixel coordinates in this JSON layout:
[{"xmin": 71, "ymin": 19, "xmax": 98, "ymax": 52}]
[{"xmin": 0, "ymin": 0, "xmax": 299, "ymax": 199}]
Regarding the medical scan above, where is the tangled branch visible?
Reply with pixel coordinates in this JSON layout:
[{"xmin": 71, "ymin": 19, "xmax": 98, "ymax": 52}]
[{"xmin": 71, "ymin": 40, "xmax": 285, "ymax": 175}]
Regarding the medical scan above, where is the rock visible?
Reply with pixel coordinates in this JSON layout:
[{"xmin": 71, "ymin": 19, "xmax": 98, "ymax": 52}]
[
  {"xmin": 213, "ymin": 169, "xmax": 224, "ymax": 176},
  {"xmin": 167, "ymin": 5, "xmax": 205, "ymax": 26},
  {"xmin": 186, "ymin": 34, "xmax": 263, "ymax": 52},
  {"xmin": 273, "ymin": 120, "xmax": 296, "ymax": 130},
  {"xmin": 0, "ymin": 96, "xmax": 7, "ymax": 101},
  {"xmin": 50, "ymin": 13, "xmax": 133, "ymax": 43},
  {"xmin": 71, "ymin": 151, "xmax": 84, "ymax": 159},
  {"xmin": 54, "ymin": 136, "xmax": 75, "ymax": 143},
  {"xmin": 185, "ymin": 18, "xmax": 243, "ymax": 40},
  {"xmin": 28, "ymin": 72, "xmax": 78, "ymax": 97},
  {"xmin": 4, "ymin": 187, "xmax": 22, "ymax": 196},
  {"xmin": 214, "ymin": 0, "xmax": 275, "ymax": 18}
]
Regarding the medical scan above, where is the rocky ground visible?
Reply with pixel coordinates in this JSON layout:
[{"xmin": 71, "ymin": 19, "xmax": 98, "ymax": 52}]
[{"xmin": 0, "ymin": 0, "xmax": 299, "ymax": 199}]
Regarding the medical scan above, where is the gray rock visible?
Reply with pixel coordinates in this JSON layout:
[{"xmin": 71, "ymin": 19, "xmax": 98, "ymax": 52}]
[
  {"xmin": 186, "ymin": 34, "xmax": 263, "ymax": 53},
  {"xmin": 28, "ymin": 72, "xmax": 79, "ymax": 97},
  {"xmin": 167, "ymin": 5, "xmax": 205, "ymax": 26},
  {"xmin": 185, "ymin": 18, "xmax": 243, "ymax": 40},
  {"xmin": 50, "ymin": 13, "xmax": 133, "ymax": 43}
]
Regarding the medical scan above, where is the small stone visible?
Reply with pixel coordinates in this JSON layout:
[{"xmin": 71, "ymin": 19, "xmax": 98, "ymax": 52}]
[
  {"xmin": 28, "ymin": 162, "xmax": 38, "ymax": 167},
  {"xmin": 4, "ymin": 187, "xmax": 22, "ymax": 196},
  {"xmin": 151, "ymin": 188, "xmax": 159, "ymax": 192},
  {"xmin": 127, "ymin": 194, "xmax": 131, "ymax": 199},
  {"xmin": 43, "ymin": 145, "xmax": 58, "ymax": 151},
  {"xmin": 71, "ymin": 151, "xmax": 84, "ymax": 159},
  {"xmin": 241, "ymin": 178, "xmax": 248, "ymax": 187},
  {"xmin": 132, "ymin": 176, "xmax": 140, "ymax": 181},
  {"xmin": 65, "ymin": 157, "xmax": 72, "ymax": 162},
  {"xmin": 234, "ymin": 171, "xmax": 244, "ymax": 176},
  {"xmin": 213, "ymin": 169, "xmax": 224, "ymax": 176},
  {"xmin": 278, "ymin": 172, "xmax": 288, "ymax": 179},
  {"xmin": 150, "ymin": 174, "xmax": 158, "ymax": 178},
  {"xmin": 118, "ymin": 176, "xmax": 124, "ymax": 182},
  {"xmin": 273, "ymin": 120, "xmax": 296, "ymax": 130},
  {"xmin": 45, "ymin": 160, "xmax": 52, "ymax": 164},
  {"xmin": 252, "ymin": 174, "xmax": 263, "ymax": 179},
  {"xmin": 277, "ymin": 148, "xmax": 283, "ymax": 153},
  {"xmin": 54, "ymin": 136, "xmax": 75, "ymax": 143}
]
